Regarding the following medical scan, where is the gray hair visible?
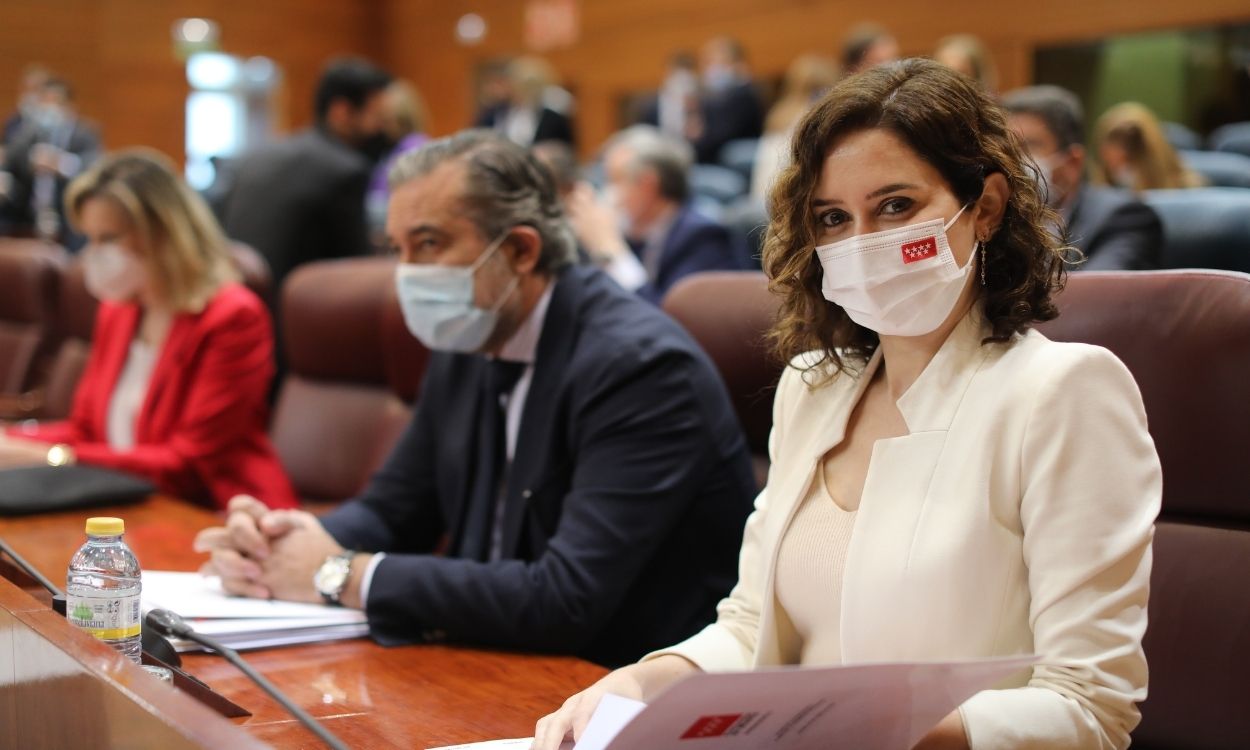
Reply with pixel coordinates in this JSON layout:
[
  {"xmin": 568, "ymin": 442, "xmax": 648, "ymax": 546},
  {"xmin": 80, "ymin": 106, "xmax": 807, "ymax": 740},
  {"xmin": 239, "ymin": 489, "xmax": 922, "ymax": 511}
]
[
  {"xmin": 605, "ymin": 125, "xmax": 693, "ymax": 203},
  {"xmin": 1002, "ymin": 85, "xmax": 1086, "ymax": 150},
  {"xmin": 389, "ymin": 129, "xmax": 577, "ymax": 274}
]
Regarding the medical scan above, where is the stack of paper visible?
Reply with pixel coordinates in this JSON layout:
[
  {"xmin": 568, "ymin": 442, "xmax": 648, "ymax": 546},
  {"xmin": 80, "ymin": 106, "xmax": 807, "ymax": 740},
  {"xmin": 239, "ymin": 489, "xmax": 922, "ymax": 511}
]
[
  {"xmin": 428, "ymin": 654, "xmax": 1035, "ymax": 750},
  {"xmin": 141, "ymin": 570, "xmax": 369, "ymax": 652}
]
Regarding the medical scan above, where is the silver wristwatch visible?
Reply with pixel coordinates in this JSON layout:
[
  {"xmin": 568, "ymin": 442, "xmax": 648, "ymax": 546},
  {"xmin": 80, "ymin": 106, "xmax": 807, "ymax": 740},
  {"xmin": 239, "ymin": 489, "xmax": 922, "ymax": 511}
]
[{"xmin": 313, "ymin": 552, "xmax": 354, "ymax": 606}]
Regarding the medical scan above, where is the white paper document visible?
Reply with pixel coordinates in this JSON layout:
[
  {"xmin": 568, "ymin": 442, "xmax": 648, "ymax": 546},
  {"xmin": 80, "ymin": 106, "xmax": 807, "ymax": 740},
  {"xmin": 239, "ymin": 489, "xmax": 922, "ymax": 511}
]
[
  {"xmin": 141, "ymin": 570, "xmax": 369, "ymax": 652},
  {"xmin": 428, "ymin": 655, "xmax": 1033, "ymax": 750}
]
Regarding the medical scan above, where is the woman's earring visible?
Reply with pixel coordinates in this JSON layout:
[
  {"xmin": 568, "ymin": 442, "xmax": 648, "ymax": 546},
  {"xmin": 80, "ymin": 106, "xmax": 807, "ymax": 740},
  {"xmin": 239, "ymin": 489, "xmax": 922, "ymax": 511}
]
[{"xmin": 979, "ymin": 241, "xmax": 987, "ymax": 286}]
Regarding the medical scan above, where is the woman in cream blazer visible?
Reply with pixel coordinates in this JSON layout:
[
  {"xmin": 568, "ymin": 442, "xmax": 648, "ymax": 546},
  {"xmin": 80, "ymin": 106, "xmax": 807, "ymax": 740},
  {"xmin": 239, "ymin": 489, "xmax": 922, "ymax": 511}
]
[
  {"xmin": 666, "ymin": 309, "xmax": 1158, "ymax": 748},
  {"xmin": 535, "ymin": 59, "xmax": 1160, "ymax": 750}
]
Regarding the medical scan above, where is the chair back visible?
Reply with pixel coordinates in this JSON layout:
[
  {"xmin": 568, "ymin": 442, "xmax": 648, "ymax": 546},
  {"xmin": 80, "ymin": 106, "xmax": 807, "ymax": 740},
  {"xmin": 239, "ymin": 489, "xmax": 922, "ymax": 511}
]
[
  {"xmin": 1037, "ymin": 270, "xmax": 1250, "ymax": 749},
  {"xmin": 272, "ymin": 257, "xmax": 429, "ymax": 504},
  {"xmin": 1209, "ymin": 120, "xmax": 1250, "ymax": 158},
  {"xmin": 1142, "ymin": 188, "xmax": 1250, "ymax": 273},
  {"xmin": 717, "ymin": 138, "xmax": 760, "ymax": 183},
  {"xmin": 662, "ymin": 271, "xmax": 780, "ymax": 483},
  {"xmin": 1179, "ymin": 149, "xmax": 1250, "ymax": 188},
  {"xmin": 0, "ymin": 239, "xmax": 66, "ymax": 405}
]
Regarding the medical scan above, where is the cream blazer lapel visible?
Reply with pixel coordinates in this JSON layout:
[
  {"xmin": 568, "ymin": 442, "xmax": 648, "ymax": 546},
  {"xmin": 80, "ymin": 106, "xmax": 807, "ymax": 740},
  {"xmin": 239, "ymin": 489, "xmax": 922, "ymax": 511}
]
[{"xmin": 755, "ymin": 311, "xmax": 996, "ymax": 666}]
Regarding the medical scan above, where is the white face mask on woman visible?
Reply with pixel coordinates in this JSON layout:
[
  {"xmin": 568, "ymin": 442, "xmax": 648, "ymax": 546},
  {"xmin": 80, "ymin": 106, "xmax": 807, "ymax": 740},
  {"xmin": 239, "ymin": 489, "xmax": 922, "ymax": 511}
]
[
  {"xmin": 82, "ymin": 243, "xmax": 147, "ymax": 303},
  {"xmin": 394, "ymin": 230, "xmax": 519, "ymax": 353},
  {"xmin": 815, "ymin": 205, "xmax": 977, "ymax": 337}
]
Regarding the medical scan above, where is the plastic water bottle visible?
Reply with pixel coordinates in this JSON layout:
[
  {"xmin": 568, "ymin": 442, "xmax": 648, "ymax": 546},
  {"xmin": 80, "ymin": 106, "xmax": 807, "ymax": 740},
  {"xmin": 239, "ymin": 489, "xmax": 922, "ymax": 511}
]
[{"xmin": 66, "ymin": 517, "xmax": 142, "ymax": 663}]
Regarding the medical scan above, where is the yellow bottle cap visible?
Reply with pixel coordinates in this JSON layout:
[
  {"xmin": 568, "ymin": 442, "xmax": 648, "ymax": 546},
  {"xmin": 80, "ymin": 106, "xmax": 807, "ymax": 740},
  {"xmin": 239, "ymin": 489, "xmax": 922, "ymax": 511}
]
[{"xmin": 85, "ymin": 517, "xmax": 124, "ymax": 536}]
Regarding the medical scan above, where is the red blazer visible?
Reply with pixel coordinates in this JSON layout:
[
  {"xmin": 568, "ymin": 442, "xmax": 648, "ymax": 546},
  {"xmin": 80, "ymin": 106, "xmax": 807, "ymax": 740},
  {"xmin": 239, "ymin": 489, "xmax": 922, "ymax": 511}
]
[{"xmin": 11, "ymin": 283, "xmax": 298, "ymax": 509}]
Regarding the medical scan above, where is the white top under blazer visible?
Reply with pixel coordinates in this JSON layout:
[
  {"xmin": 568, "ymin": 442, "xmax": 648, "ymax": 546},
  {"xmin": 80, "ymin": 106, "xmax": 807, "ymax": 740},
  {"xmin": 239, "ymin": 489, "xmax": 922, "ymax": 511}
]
[{"xmin": 651, "ymin": 307, "xmax": 1161, "ymax": 749}]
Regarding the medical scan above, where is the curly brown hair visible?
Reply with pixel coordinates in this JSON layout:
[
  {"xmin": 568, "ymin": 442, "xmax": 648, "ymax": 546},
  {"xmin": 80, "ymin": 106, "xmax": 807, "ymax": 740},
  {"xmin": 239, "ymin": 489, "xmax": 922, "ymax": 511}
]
[{"xmin": 762, "ymin": 58, "xmax": 1066, "ymax": 382}]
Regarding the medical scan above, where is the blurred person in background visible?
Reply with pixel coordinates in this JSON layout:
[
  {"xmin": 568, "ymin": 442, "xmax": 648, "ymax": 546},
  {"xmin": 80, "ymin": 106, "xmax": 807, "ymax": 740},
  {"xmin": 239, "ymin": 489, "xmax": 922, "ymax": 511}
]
[
  {"xmin": 1005, "ymin": 86, "xmax": 1162, "ymax": 271},
  {"xmin": 841, "ymin": 22, "xmax": 900, "ymax": 76},
  {"xmin": 691, "ymin": 37, "xmax": 764, "ymax": 163},
  {"xmin": 2, "ymin": 63, "xmax": 51, "ymax": 145},
  {"xmin": 752, "ymin": 54, "xmax": 839, "ymax": 201},
  {"xmin": 367, "ymin": 79, "xmax": 432, "ymax": 245},
  {"xmin": 1093, "ymin": 102, "xmax": 1205, "ymax": 192},
  {"xmin": 223, "ymin": 57, "xmax": 393, "ymax": 296},
  {"xmin": 568, "ymin": 125, "xmax": 740, "ymax": 303},
  {"xmin": 1, "ymin": 77, "xmax": 101, "ymax": 245},
  {"xmin": 476, "ymin": 57, "xmax": 575, "ymax": 148},
  {"xmin": 934, "ymin": 34, "xmax": 998, "ymax": 93},
  {"xmin": 0, "ymin": 65, "xmax": 52, "ymax": 233},
  {"xmin": 0, "ymin": 149, "xmax": 298, "ymax": 510},
  {"xmin": 653, "ymin": 52, "xmax": 701, "ymax": 141},
  {"xmin": 531, "ymin": 139, "xmax": 581, "ymax": 203}
]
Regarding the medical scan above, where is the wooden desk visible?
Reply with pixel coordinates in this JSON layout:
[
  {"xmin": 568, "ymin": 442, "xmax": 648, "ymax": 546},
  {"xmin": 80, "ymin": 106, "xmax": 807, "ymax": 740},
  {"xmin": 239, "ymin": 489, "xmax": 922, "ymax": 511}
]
[{"xmin": 0, "ymin": 496, "xmax": 607, "ymax": 748}]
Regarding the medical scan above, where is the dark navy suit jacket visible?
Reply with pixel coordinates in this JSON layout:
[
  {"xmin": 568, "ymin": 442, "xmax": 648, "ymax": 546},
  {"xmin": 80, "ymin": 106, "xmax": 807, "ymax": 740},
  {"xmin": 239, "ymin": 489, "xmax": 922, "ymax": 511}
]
[
  {"xmin": 637, "ymin": 204, "xmax": 742, "ymax": 305},
  {"xmin": 1065, "ymin": 185, "xmax": 1163, "ymax": 271},
  {"xmin": 320, "ymin": 265, "xmax": 757, "ymax": 667},
  {"xmin": 223, "ymin": 128, "xmax": 372, "ymax": 293}
]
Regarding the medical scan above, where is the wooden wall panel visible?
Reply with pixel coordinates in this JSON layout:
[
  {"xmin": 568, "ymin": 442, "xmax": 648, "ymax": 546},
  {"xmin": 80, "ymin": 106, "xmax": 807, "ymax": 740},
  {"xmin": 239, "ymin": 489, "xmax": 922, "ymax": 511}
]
[
  {"xmin": 0, "ymin": 0, "xmax": 380, "ymax": 164},
  {"xmin": 2, "ymin": 0, "xmax": 1249, "ymax": 163},
  {"xmin": 382, "ymin": 0, "xmax": 1250, "ymax": 155}
]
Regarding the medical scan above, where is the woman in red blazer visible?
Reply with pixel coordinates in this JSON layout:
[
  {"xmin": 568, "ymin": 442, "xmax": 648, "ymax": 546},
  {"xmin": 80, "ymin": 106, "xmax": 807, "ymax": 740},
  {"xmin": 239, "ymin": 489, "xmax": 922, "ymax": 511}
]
[{"xmin": 1, "ymin": 149, "xmax": 297, "ymax": 509}]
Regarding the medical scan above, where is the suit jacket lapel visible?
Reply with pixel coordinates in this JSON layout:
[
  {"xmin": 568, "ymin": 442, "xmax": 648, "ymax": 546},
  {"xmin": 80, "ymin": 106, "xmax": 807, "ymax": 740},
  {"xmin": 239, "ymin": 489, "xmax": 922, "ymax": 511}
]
[{"xmin": 498, "ymin": 268, "xmax": 579, "ymax": 558}]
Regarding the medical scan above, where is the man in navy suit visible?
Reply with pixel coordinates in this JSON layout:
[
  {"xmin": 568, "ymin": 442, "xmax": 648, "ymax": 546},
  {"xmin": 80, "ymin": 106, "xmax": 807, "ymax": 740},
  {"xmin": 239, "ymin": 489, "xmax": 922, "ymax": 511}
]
[
  {"xmin": 196, "ymin": 130, "xmax": 757, "ymax": 667},
  {"xmin": 1004, "ymin": 85, "xmax": 1162, "ymax": 271},
  {"xmin": 570, "ymin": 125, "xmax": 742, "ymax": 304}
]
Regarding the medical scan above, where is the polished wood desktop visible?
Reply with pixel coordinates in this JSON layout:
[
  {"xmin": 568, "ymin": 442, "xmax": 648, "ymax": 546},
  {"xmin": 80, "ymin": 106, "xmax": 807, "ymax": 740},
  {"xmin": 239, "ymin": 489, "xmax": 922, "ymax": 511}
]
[{"xmin": 0, "ymin": 496, "xmax": 607, "ymax": 749}]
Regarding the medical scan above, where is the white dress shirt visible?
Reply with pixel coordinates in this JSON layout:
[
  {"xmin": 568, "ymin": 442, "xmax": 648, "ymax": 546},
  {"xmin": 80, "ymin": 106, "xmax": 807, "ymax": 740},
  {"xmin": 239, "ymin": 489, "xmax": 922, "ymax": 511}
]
[{"xmin": 105, "ymin": 340, "xmax": 159, "ymax": 450}]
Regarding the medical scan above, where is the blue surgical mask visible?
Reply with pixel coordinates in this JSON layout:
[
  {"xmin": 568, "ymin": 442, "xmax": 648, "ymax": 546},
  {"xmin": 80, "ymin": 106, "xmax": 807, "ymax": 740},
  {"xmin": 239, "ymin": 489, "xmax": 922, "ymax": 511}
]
[{"xmin": 394, "ymin": 230, "xmax": 519, "ymax": 353}]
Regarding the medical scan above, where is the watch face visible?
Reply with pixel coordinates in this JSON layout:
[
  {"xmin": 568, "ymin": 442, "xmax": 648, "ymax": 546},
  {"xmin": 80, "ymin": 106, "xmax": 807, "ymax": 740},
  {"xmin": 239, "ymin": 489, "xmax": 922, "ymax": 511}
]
[{"xmin": 315, "ymin": 557, "xmax": 350, "ymax": 596}]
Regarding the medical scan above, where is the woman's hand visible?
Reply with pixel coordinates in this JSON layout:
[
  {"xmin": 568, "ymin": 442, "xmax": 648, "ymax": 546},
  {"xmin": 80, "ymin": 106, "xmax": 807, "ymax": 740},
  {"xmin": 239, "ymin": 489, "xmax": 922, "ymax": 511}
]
[
  {"xmin": 532, "ymin": 655, "xmax": 700, "ymax": 750},
  {"xmin": 912, "ymin": 709, "xmax": 969, "ymax": 750},
  {"xmin": 0, "ymin": 435, "xmax": 56, "ymax": 469}
]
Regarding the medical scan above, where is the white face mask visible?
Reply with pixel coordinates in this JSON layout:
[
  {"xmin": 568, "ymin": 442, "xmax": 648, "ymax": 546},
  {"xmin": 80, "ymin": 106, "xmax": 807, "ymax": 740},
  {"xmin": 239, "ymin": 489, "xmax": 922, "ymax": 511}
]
[
  {"xmin": 82, "ymin": 243, "xmax": 146, "ymax": 303},
  {"xmin": 1033, "ymin": 153, "xmax": 1062, "ymax": 208},
  {"xmin": 394, "ymin": 230, "xmax": 519, "ymax": 353},
  {"xmin": 815, "ymin": 205, "xmax": 977, "ymax": 337}
]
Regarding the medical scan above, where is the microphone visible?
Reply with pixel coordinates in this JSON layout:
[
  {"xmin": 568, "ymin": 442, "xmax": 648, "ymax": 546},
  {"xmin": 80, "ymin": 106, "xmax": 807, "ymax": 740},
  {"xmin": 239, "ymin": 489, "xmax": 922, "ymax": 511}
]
[
  {"xmin": 0, "ymin": 535, "xmax": 181, "ymax": 667},
  {"xmin": 145, "ymin": 609, "xmax": 350, "ymax": 750}
]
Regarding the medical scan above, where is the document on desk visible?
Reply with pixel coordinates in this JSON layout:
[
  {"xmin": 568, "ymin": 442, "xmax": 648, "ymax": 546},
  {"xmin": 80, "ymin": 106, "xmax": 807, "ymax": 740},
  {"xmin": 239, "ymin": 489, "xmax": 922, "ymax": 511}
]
[
  {"xmin": 141, "ymin": 570, "xmax": 369, "ymax": 652},
  {"xmin": 428, "ymin": 654, "xmax": 1033, "ymax": 750}
]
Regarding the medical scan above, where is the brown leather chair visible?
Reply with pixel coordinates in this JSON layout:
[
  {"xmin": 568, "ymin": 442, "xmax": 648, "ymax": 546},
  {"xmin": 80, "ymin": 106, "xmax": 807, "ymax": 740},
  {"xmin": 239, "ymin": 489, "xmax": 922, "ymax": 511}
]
[
  {"xmin": 272, "ymin": 256, "xmax": 429, "ymax": 506},
  {"xmin": 0, "ymin": 239, "xmax": 68, "ymax": 417},
  {"xmin": 662, "ymin": 271, "xmax": 782, "ymax": 485},
  {"xmin": 38, "ymin": 259, "xmax": 96, "ymax": 419},
  {"xmin": 37, "ymin": 241, "xmax": 275, "ymax": 420},
  {"xmin": 1037, "ymin": 270, "xmax": 1250, "ymax": 750}
]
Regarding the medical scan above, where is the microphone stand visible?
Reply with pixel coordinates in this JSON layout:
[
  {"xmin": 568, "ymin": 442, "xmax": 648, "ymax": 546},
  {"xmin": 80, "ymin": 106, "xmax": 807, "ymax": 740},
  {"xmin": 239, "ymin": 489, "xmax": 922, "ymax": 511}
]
[
  {"xmin": 0, "ymin": 535, "xmax": 63, "ymax": 596},
  {"xmin": 147, "ymin": 610, "xmax": 350, "ymax": 750}
]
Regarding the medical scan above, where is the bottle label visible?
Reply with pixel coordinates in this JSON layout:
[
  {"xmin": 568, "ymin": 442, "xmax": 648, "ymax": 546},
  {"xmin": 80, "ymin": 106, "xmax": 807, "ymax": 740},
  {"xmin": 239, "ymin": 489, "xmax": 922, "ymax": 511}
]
[{"xmin": 67, "ymin": 590, "xmax": 141, "ymax": 641}]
